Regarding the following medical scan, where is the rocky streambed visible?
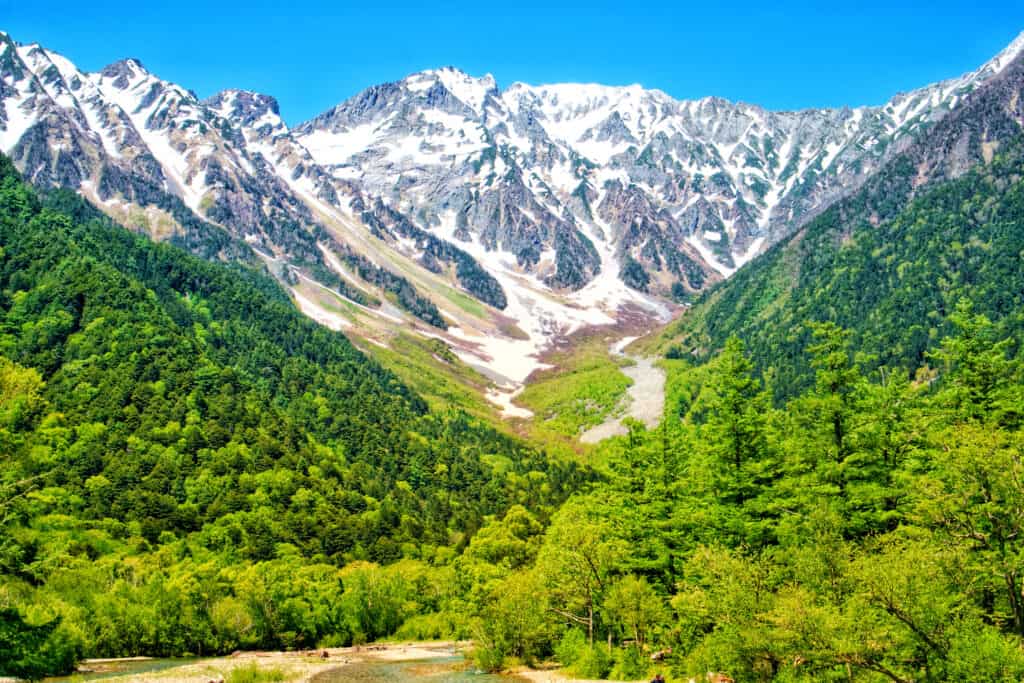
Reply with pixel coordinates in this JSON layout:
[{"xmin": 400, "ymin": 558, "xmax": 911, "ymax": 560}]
[{"xmin": 580, "ymin": 336, "xmax": 666, "ymax": 444}]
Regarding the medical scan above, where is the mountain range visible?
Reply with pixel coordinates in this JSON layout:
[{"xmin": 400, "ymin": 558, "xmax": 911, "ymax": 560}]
[
  {"xmin": 2, "ymin": 29, "xmax": 1023, "ymax": 409},
  {"xmin": 654, "ymin": 28, "xmax": 1024, "ymax": 396}
]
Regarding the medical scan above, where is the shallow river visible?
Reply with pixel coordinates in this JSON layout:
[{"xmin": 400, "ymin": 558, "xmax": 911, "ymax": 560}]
[
  {"xmin": 44, "ymin": 657, "xmax": 197, "ymax": 681},
  {"xmin": 44, "ymin": 654, "xmax": 522, "ymax": 682}
]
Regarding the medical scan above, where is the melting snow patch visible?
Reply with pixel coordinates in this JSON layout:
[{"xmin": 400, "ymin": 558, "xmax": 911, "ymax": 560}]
[
  {"xmin": 732, "ymin": 236, "xmax": 766, "ymax": 270},
  {"xmin": 292, "ymin": 290, "xmax": 352, "ymax": 331},
  {"xmin": 485, "ymin": 386, "xmax": 534, "ymax": 419},
  {"xmin": 0, "ymin": 97, "xmax": 36, "ymax": 152},
  {"xmin": 687, "ymin": 235, "xmax": 733, "ymax": 277},
  {"xmin": 300, "ymin": 122, "xmax": 384, "ymax": 165}
]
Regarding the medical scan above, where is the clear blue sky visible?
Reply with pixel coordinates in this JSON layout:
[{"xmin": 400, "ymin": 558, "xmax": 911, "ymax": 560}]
[{"xmin": 4, "ymin": 1, "xmax": 1023, "ymax": 126}]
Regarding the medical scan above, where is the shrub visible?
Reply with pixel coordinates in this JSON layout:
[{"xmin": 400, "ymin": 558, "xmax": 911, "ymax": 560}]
[
  {"xmin": 471, "ymin": 641, "xmax": 506, "ymax": 673},
  {"xmin": 573, "ymin": 645, "xmax": 612, "ymax": 679},
  {"xmin": 666, "ymin": 344, "xmax": 685, "ymax": 360},
  {"xmin": 611, "ymin": 645, "xmax": 650, "ymax": 680},
  {"xmin": 394, "ymin": 612, "xmax": 462, "ymax": 641},
  {"xmin": 554, "ymin": 628, "xmax": 587, "ymax": 666},
  {"xmin": 225, "ymin": 662, "xmax": 286, "ymax": 683}
]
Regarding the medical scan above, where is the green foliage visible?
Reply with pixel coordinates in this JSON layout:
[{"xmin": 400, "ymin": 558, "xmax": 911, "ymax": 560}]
[
  {"xmin": 508, "ymin": 308, "xmax": 1024, "ymax": 681},
  {"xmin": 554, "ymin": 628, "xmax": 588, "ymax": 667},
  {"xmin": 471, "ymin": 570, "xmax": 551, "ymax": 671},
  {"xmin": 610, "ymin": 645, "xmax": 651, "ymax": 681},
  {"xmin": 603, "ymin": 575, "xmax": 664, "ymax": 650},
  {"xmin": 4, "ymin": 98, "xmax": 1024, "ymax": 683},
  {"xmin": 336, "ymin": 248, "xmax": 448, "ymax": 328},
  {"xmin": 572, "ymin": 644, "xmax": 612, "ymax": 679},
  {"xmin": 225, "ymin": 662, "xmax": 286, "ymax": 683},
  {"xmin": 0, "ymin": 153, "xmax": 585, "ymax": 675},
  {"xmin": 0, "ymin": 608, "xmax": 77, "ymax": 679},
  {"xmin": 518, "ymin": 336, "xmax": 633, "ymax": 439}
]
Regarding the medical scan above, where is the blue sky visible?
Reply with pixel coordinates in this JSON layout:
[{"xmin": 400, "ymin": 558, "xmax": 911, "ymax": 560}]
[{"xmin": 4, "ymin": 1, "xmax": 1023, "ymax": 125}]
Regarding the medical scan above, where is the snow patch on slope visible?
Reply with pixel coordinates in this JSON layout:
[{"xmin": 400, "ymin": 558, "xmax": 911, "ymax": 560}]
[{"xmin": 0, "ymin": 97, "xmax": 36, "ymax": 152}]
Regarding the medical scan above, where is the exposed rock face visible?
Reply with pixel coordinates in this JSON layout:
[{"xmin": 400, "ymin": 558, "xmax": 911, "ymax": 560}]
[
  {"xmin": 2, "ymin": 29, "xmax": 1024, "ymax": 383},
  {"xmin": 294, "ymin": 38, "xmax": 1024, "ymax": 294},
  {"xmin": 0, "ymin": 36, "xmax": 503, "ymax": 332}
]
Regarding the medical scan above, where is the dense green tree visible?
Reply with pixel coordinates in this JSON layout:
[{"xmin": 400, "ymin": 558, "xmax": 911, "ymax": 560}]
[
  {"xmin": 705, "ymin": 336, "xmax": 769, "ymax": 473},
  {"xmin": 536, "ymin": 501, "xmax": 625, "ymax": 646},
  {"xmin": 0, "ymin": 153, "xmax": 584, "ymax": 674},
  {"xmin": 0, "ymin": 608, "xmax": 76, "ymax": 679}
]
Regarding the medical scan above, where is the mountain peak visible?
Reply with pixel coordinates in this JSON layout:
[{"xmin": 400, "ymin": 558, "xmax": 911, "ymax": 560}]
[
  {"xmin": 99, "ymin": 57, "xmax": 147, "ymax": 85},
  {"xmin": 206, "ymin": 89, "xmax": 280, "ymax": 115},
  {"xmin": 431, "ymin": 65, "xmax": 497, "ymax": 88},
  {"xmin": 986, "ymin": 29, "xmax": 1024, "ymax": 75},
  {"xmin": 402, "ymin": 66, "xmax": 498, "ymax": 114}
]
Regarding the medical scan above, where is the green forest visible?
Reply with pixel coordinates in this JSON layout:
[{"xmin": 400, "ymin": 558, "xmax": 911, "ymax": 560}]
[
  {"xmin": 0, "ymin": 154, "xmax": 583, "ymax": 678},
  {"xmin": 2, "ymin": 115, "xmax": 1024, "ymax": 681}
]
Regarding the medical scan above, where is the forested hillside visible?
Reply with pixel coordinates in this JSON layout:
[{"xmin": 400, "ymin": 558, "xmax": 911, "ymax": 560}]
[
  {"xmin": 460, "ymin": 316, "xmax": 1024, "ymax": 682},
  {"xmin": 0, "ymin": 154, "xmax": 585, "ymax": 678},
  {"xmin": 438, "ymin": 54, "xmax": 1024, "ymax": 680}
]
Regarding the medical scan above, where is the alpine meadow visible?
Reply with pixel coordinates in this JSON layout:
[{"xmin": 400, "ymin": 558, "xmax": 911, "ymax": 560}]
[{"xmin": 2, "ymin": 11, "xmax": 1024, "ymax": 683}]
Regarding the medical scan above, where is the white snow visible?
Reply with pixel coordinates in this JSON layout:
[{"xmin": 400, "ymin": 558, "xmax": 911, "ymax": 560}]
[
  {"xmin": 573, "ymin": 138, "xmax": 633, "ymax": 165},
  {"xmin": 418, "ymin": 109, "xmax": 490, "ymax": 156},
  {"xmin": 292, "ymin": 290, "xmax": 352, "ymax": 330},
  {"xmin": 612, "ymin": 335, "xmax": 639, "ymax": 354},
  {"xmin": 485, "ymin": 385, "xmax": 533, "ymax": 419},
  {"xmin": 731, "ymin": 236, "xmax": 766, "ymax": 270},
  {"xmin": 986, "ymin": 30, "xmax": 1024, "ymax": 75},
  {"xmin": 299, "ymin": 119, "xmax": 389, "ymax": 165},
  {"xmin": 686, "ymin": 235, "xmax": 733, "ymax": 277},
  {"xmin": 821, "ymin": 138, "xmax": 844, "ymax": 169},
  {"xmin": 8, "ymin": 30, "xmax": 1022, "ymax": 406},
  {"xmin": 404, "ymin": 68, "xmax": 496, "ymax": 115},
  {"xmin": 569, "ymin": 209, "xmax": 671, "ymax": 319},
  {"xmin": 508, "ymin": 82, "xmax": 667, "ymax": 159},
  {"xmin": 82, "ymin": 101, "xmax": 122, "ymax": 158},
  {"xmin": 93, "ymin": 67, "xmax": 210, "ymax": 212},
  {"xmin": 0, "ymin": 97, "xmax": 36, "ymax": 152},
  {"xmin": 432, "ymin": 209, "xmax": 634, "ymax": 385},
  {"xmin": 430, "ymin": 67, "xmax": 496, "ymax": 114}
]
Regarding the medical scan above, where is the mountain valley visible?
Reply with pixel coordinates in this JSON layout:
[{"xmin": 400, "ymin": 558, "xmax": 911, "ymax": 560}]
[
  {"xmin": 4, "ymin": 22, "xmax": 1024, "ymax": 682},
  {"xmin": 4, "ymin": 30, "xmax": 1023, "ymax": 416}
]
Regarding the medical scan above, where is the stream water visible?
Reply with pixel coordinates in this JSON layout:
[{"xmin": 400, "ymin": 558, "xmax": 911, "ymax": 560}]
[
  {"xmin": 44, "ymin": 657, "xmax": 197, "ymax": 681},
  {"xmin": 43, "ymin": 654, "xmax": 522, "ymax": 682}
]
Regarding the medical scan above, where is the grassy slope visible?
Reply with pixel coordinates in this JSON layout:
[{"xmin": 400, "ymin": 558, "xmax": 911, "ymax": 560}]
[
  {"xmin": 517, "ymin": 332, "xmax": 633, "ymax": 446},
  {"xmin": 363, "ymin": 333, "xmax": 506, "ymax": 423}
]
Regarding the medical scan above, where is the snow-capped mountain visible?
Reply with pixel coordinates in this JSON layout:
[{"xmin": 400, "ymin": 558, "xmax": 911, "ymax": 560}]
[
  {"xmin": 2, "ymin": 29, "xmax": 1023, "ymax": 408},
  {"xmin": 295, "ymin": 33, "xmax": 1024, "ymax": 292}
]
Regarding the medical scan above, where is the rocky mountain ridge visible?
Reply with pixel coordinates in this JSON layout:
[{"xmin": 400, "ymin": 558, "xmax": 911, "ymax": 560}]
[{"xmin": 2, "ymin": 29, "xmax": 1022, "ymax": 405}]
